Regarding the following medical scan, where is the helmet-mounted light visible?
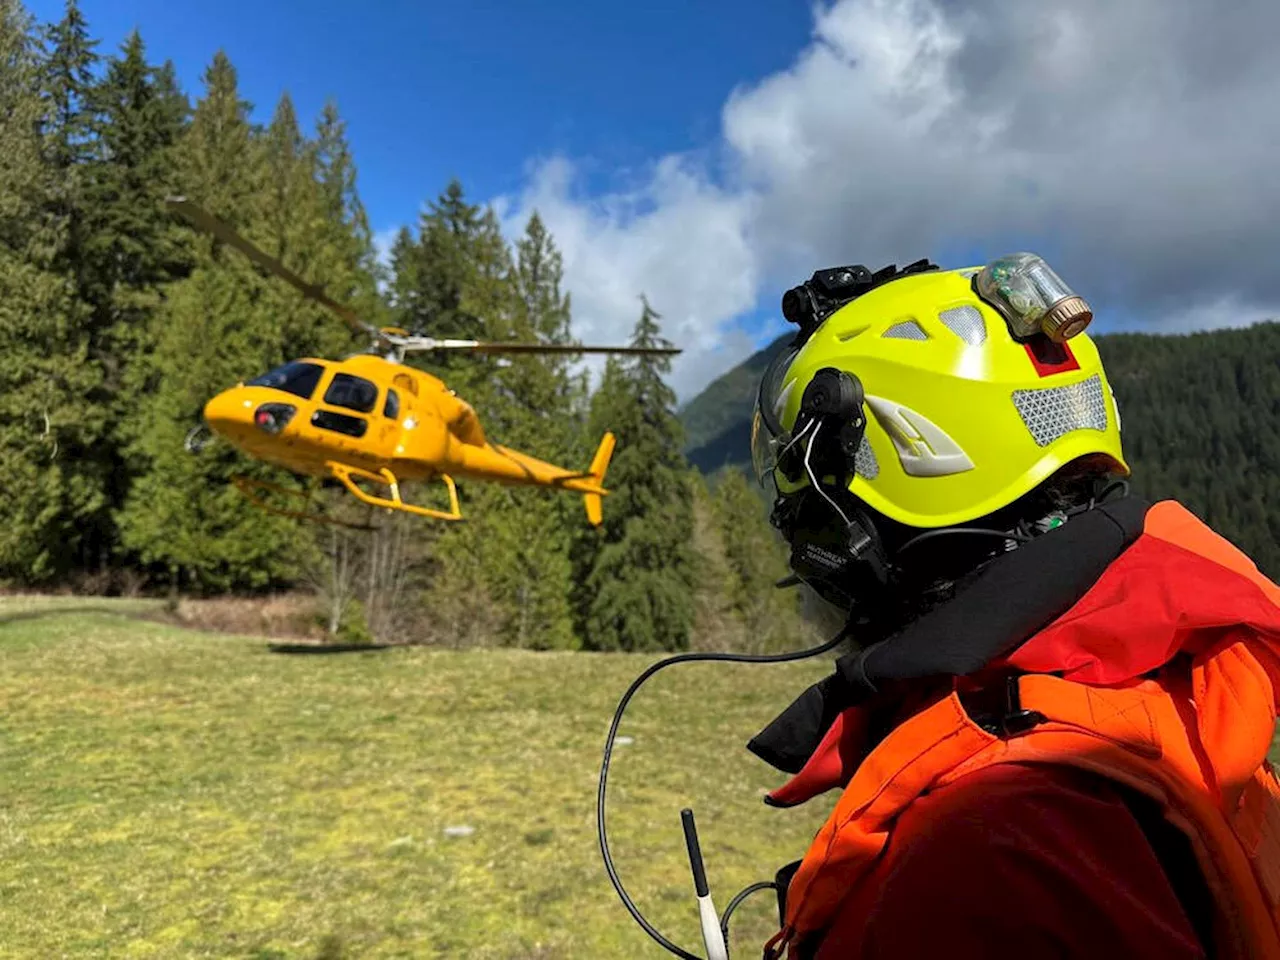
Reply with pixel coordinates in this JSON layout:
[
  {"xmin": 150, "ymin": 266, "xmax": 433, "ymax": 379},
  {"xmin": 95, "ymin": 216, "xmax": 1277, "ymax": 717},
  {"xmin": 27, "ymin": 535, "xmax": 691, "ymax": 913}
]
[
  {"xmin": 253, "ymin": 402, "xmax": 296, "ymax": 435},
  {"xmin": 974, "ymin": 253, "xmax": 1092, "ymax": 342}
]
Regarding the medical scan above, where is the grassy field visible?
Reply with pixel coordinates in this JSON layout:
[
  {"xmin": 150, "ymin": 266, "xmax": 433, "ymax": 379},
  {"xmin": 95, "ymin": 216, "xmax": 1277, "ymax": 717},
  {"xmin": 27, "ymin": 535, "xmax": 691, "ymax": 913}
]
[{"xmin": 0, "ymin": 597, "xmax": 832, "ymax": 959}]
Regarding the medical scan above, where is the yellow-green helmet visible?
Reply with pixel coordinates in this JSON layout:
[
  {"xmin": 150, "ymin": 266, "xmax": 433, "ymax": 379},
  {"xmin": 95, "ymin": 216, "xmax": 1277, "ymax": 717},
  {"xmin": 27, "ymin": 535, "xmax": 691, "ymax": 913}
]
[{"xmin": 751, "ymin": 260, "xmax": 1128, "ymax": 529}]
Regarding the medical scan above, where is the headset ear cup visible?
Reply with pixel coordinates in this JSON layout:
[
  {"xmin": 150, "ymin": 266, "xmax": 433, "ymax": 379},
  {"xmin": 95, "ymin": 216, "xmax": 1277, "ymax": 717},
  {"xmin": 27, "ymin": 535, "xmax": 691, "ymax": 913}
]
[
  {"xmin": 801, "ymin": 368, "xmax": 861, "ymax": 421},
  {"xmin": 795, "ymin": 369, "xmax": 867, "ymax": 488}
]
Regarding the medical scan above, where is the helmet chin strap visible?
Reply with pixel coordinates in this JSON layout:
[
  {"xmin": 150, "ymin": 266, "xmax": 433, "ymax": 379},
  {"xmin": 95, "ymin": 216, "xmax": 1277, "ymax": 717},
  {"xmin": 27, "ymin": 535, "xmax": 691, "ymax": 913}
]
[{"xmin": 804, "ymin": 473, "xmax": 1135, "ymax": 635}]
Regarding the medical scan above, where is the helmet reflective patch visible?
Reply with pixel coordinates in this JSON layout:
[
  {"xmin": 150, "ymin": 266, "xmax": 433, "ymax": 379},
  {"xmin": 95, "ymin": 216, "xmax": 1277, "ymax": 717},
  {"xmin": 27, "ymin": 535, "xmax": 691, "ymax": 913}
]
[
  {"xmin": 865, "ymin": 396, "xmax": 975, "ymax": 477},
  {"xmin": 882, "ymin": 319, "xmax": 929, "ymax": 340},
  {"xmin": 855, "ymin": 435, "xmax": 879, "ymax": 480},
  {"xmin": 1012, "ymin": 374, "xmax": 1108, "ymax": 446},
  {"xmin": 938, "ymin": 305, "xmax": 986, "ymax": 345}
]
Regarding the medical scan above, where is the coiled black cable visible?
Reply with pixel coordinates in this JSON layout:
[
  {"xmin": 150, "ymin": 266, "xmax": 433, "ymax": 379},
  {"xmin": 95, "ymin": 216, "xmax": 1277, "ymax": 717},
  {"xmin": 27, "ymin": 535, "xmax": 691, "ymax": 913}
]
[
  {"xmin": 597, "ymin": 625, "xmax": 852, "ymax": 959},
  {"xmin": 719, "ymin": 881, "xmax": 779, "ymax": 951}
]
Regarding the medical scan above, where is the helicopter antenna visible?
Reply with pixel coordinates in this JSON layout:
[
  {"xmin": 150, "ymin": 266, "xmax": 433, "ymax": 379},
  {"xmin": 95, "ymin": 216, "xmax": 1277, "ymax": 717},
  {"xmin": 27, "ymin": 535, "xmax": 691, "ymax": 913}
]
[{"xmin": 166, "ymin": 196, "xmax": 682, "ymax": 361}]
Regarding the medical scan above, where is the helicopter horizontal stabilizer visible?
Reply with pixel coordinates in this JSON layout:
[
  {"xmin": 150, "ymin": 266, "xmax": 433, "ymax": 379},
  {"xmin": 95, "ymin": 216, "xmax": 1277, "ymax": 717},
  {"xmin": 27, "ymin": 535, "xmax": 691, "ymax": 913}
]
[{"xmin": 583, "ymin": 432, "xmax": 616, "ymax": 527}]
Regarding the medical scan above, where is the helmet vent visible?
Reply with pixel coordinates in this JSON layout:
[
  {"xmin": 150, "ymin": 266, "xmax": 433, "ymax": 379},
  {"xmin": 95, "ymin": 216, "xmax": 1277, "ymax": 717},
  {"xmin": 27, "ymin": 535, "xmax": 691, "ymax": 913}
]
[
  {"xmin": 1012, "ymin": 374, "xmax": 1108, "ymax": 446},
  {"xmin": 837, "ymin": 323, "xmax": 871, "ymax": 342},
  {"xmin": 882, "ymin": 319, "xmax": 928, "ymax": 341},
  {"xmin": 938, "ymin": 305, "xmax": 986, "ymax": 346},
  {"xmin": 855, "ymin": 436, "xmax": 879, "ymax": 480}
]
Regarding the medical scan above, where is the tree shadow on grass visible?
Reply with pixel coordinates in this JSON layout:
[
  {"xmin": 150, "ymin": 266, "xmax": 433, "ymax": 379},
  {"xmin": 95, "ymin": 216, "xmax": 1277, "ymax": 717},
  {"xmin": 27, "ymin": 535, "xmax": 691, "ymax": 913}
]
[{"xmin": 266, "ymin": 641, "xmax": 392, "ymax": 654}]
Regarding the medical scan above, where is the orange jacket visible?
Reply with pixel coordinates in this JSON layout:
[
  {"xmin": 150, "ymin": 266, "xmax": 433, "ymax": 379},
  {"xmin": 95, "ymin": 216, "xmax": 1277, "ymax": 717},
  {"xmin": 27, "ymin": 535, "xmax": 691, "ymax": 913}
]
[{"xmin": 765, "ymin": 502, "xmax": 1280, "ymax": 960}]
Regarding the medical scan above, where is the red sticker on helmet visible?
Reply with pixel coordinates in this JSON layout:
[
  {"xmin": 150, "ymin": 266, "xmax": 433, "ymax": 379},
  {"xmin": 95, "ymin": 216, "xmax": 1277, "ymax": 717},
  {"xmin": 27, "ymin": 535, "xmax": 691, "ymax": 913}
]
[{"xmin": 1024, "ymin": 339, "xmax": 1080, "ymax": 377}]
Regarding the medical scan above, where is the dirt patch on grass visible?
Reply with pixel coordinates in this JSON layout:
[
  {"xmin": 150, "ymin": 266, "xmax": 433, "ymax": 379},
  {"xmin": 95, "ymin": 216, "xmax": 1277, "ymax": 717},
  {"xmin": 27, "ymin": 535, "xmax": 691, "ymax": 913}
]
[
  {"xmin": 163, "ymin": 593, "xmax": 324, "ymax": 640},
  {"xmin": 0, "ymin": 592, "xmax": 326, "ymax": 642}
]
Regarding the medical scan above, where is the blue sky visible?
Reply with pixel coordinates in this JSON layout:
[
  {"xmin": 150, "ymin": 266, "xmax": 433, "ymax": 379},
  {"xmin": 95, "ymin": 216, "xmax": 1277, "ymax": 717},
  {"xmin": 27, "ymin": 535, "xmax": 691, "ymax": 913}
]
[{"xmin": 31, "ymin": 0, "xmax": 807, "ymax": 242}]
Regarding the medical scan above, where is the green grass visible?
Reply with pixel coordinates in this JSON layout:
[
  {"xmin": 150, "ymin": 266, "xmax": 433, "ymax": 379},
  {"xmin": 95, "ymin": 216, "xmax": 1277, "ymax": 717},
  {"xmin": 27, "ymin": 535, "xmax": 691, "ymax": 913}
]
[{"xmin": 0, "ymin": 597, "xmax": 831, "ymax": 959}]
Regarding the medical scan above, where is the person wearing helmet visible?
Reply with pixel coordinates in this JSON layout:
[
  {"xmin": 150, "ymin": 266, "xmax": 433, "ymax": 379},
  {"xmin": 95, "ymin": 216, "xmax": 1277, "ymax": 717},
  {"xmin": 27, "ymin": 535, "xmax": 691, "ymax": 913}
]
[{"xmin": 748, "ymin": 256, "xmax": 1280, "ymax": 960}]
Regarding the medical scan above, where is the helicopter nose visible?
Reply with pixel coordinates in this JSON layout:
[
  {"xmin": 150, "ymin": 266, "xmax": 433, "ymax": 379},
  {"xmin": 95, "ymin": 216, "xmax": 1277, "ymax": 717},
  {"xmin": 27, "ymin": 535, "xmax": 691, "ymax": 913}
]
[{"xmin": 203, "ymin": 389, "xmax": 254, "ymax": 441}]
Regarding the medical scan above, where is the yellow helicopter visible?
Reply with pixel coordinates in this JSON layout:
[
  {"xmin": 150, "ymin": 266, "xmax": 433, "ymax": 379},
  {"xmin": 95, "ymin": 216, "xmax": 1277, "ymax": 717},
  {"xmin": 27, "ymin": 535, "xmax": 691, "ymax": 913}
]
[{"xmin": 168, "ymin": 197, "xmax": 679, "ymax": 528}]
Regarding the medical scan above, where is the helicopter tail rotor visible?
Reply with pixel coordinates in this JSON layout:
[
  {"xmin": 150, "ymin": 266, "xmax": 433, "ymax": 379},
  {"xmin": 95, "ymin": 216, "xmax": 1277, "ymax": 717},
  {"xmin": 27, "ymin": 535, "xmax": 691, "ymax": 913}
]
[{"xmin": 583, "ymin": 432, "xmax": 616, "ymax": 527}]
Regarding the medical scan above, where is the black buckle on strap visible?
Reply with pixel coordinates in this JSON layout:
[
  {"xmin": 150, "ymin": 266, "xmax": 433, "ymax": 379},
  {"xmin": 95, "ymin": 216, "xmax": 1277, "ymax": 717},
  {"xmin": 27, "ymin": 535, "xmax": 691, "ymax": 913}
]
[{"xmin": 963, "ymin": 675, "xmax": 1047, "ymax": 739}]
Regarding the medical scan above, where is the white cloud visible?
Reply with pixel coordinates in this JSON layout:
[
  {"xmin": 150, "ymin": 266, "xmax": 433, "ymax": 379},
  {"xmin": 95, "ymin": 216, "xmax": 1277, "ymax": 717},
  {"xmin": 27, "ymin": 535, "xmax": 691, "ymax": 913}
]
[
  {"xmin": 499, "ymin": 156, "xmax": 760, "ymax": 399},
  {"xmin": 372, "ymin": 227, "xmax": 398, "ymax": 267},
  {"xmin": 494, "ymin": 0, "xmax": 1280, "ymax": 402}
]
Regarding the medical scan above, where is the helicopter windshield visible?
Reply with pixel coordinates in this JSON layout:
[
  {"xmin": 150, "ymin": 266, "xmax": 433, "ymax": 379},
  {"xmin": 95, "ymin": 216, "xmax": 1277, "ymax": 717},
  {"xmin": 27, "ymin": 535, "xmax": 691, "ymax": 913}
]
[{"xmin": 247, "ymin": 361, "xmax": 325, "ymax": 400}]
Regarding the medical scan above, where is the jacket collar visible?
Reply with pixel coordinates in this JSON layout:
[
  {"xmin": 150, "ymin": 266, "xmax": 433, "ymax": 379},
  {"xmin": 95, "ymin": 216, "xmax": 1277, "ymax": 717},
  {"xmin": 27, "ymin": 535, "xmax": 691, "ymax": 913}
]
[{"xmin": 748, "ymin": 497, "xmax": 1150, "ymax": 779}]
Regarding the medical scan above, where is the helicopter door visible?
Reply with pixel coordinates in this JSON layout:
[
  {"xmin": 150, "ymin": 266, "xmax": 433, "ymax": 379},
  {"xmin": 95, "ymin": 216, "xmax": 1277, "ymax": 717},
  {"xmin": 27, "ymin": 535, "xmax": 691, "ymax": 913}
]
[
  {"xmin": 312, "ymin": 372, "xmax": 377, "ymax": 454},
  {"xmin": 377, "ymin": 387, "xmax": 401, "ymax": 452}
]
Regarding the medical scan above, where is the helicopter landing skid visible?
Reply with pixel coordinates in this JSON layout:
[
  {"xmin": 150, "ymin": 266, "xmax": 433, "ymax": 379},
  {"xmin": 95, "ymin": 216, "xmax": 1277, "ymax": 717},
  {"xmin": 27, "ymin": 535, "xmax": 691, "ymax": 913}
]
[
  {"xmin": 230, "ymin": 475, "xmax": 376, "ymax": 531},
  {"xmin": 326, "ymin": 462, "xmax": 463, "ymax": 521}
]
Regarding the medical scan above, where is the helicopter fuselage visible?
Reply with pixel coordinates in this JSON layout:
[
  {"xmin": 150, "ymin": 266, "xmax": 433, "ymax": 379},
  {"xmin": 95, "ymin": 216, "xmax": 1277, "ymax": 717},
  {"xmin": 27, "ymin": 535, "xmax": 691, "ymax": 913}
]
[
  {"xmin": 202, "ymin": 353, "xmax": 605, "ymax": 496},
  {"xmin": 161, "ymin": 196, "xmax": 675, "ymax": 526}
]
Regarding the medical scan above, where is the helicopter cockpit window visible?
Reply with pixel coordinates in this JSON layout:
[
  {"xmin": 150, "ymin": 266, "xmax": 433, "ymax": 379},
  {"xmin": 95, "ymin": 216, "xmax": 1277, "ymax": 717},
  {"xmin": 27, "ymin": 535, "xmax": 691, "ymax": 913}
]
[
  {"xmin": 383, "ymin": 388, "xmax": 400, "ymax": 421},
  {"xmin": 248, "ymin": 361, "xmax": 325, "ymax": 400},
  {"xmin": 323, "ymin": 373, "xmax": 379, "ymax": 414}
]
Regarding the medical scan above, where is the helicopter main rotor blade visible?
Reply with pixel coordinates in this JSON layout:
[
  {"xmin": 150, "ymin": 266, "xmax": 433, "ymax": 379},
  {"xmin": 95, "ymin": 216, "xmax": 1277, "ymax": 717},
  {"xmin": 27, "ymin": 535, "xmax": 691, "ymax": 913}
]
[
  {"xmin": 165, "ymin": 196, "xmax": 379, "ymax": 340},
  {"xmin": 393, "ymin": 336, "xmax": 681, "ymax": 356}
]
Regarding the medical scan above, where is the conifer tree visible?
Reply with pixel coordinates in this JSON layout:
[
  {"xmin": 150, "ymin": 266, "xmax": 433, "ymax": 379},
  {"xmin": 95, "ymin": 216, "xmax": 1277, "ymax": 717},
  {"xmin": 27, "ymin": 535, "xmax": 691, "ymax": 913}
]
[
  {"xmin": 80, "ymin": 30, "xmax": 190, "ymax": 566},
  {"xmin": 249, "ymin": 92, "xmax": 359, "ymax": 360},
  {"xmin": 117, "ymin": 52, "xmax": 298, "ymax": 590},
  {"xmin": 394, "ymin": 181, "xmax": 501, "ymax": 370},
  {"xmin": 38, "ymin": 0, "xmax": 95, "ymax": 251},
  {"xmin": 467, "ymin": 212, "xmax": 583, "ymax": 649},
  {"xmin": 393, "ymin": 184, "xmax": 521, "ymax": 641},
  {"xmin": 85, "ymin": 31, "xmax": 189, "ymax": 381},
  {"xmin": 313, "ymin": 99, "xmax": 379, "ymax": 341},
  {"xmin": 574, "ymin": 298, "xmax": 695, "ymax": 651},
  {"xmin": 0, "ymin": 0, "xmax": 104, "ymax": 581},
  {"xmin": 505, "ymin": 211, "xmax": 583, "ymax": 454},
  {"xmin": 385, "ymin": 187, "xmax": 587, "ymax": 646}
]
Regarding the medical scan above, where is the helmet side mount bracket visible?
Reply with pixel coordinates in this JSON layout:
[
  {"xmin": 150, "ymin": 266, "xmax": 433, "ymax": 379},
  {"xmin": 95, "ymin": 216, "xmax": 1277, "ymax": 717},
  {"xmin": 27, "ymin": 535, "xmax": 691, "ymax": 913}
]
[{"xmin": 776, "ymin": 367, "xmax": 891, "ymax": 609}]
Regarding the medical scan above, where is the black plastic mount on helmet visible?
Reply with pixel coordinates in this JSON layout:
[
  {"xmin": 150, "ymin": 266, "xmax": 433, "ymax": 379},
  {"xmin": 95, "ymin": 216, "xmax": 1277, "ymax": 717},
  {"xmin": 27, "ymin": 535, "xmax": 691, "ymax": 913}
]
[
  {"xmin": 780, "ymin": 258, "xmax": 939, "ymax": 344},
  {"xmin": 777, "ymin": 367, "xmax": 867, "ymax": 485}
]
